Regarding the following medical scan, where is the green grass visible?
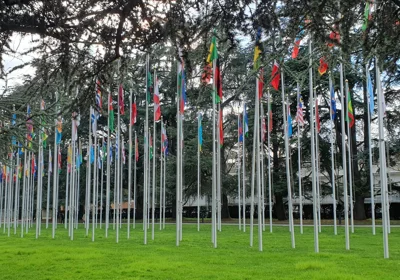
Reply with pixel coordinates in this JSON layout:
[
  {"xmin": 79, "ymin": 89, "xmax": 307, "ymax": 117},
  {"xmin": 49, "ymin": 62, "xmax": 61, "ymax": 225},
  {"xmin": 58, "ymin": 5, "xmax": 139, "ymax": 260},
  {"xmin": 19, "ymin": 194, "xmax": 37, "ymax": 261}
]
[{"xmin": 0, "ymin": 223, "xmax": 399, "ymax": 279}]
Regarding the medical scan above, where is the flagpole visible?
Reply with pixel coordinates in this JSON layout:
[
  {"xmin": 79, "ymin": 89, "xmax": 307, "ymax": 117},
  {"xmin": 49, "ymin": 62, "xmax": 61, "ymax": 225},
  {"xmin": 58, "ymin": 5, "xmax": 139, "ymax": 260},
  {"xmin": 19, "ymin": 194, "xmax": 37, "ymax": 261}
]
[
  {"xmin": 366, "ymin": 66, "xmax": 375, "ymax": 235},
  {"xmin": 14, "ymin": 146, "xmax": 21, "ymax": 234},
  {"xmin": 52, "ymin": 117, "xmax": 58, "ymax": 238},
  {"xmin": 144, "ymin": 54, "xmax": 149, "ymax": 245},
  {"xmin": 315, "ymin": 93, "xmax": 322, "ymax": 233},
  {"xmin": 345, "ymin": 80, "xmax": 355, "ymax": 234},
  {"xmin": 69, "ymin": 113, "xmax": 76, "ymax": 240},
  {"xmin": 93, "ymin": 112, "xmax": 98, "ymax": 241},
  {"xmin": 267, "ymin": 90, "xmax": 273, "ymax": 233},
  {"xmin": 260, "ymin": 102, "xmax": 265, "ymax": 232},
  {"xmin": 329, "ymin": 74, "xmax": 337, "ymax": 235},
  {"xmin": 45, "ymin": 146, "xmax": 51, "ymax": 229},
  {"xmin": 162, "ymin": 132, "xmax": 166, "ymax": 229},
  {"xmin": 152, "ymin": 70, "xmax": 157, "ymax": 241},
  {"xmin": 35, "ymin": 116, "xmax": 42, "ymax": 239},
  {"xmin": 105, "ymin": 94, "xmax": 111, "ymax": 238},
  {"xmin": 242, "ymin": 103, "xmax": 246, "ymax": 233},
  {"xmin": 100, "ymin": 141, "xmax": 104, "ymax": 229},
  {"xmin": 21, "ymin": 141, "xmax": 28, "ymax": 237},
  {"xmin": 127, "ymin": 92, "xmax": 132, "ymax": 238},
  {"xmin": 65, "ymin": 147, "xmax": 70, "ymax": 230},
  {"xmin": 250, "ymin": 75, "xmax": 258, "ymax": 247},
  {"xmin": 217, "ymin": 104, "xmax": 221, "ymax": 233},
  {"xmin": 133, "ymin": 131, "xmax": 137, "ymax": 229},
  {"xmin": 237, "ymin": 114, "xmax": 241, "ymax": 231},
  {"xmin": 296, "ymin": 82, "xmax": 303, "ymax": 234},
  {"xmin": 309, "ymin": 39, "xmax": 319, "ymax": 252},
  {"xmin": 256, "ymin": 73, "xmax": 263, "ymax": 251},
  {"xmin": 116, "ymin": 86, "xmax": 121, "ymax": 243},
  {"xmin": 339, "ymin": 57, "xmax": 350, "ymax": 251},
  {"xmin": 376, "ymin": 58, "xmax": 389, "ymax": 258},
  {"xmin": 86, "ymin": 109, "xmax": 92, "ymax": 236},
  {"xmin": 160, "ymin": 118, "xmax": 164, "ymax": 231}
]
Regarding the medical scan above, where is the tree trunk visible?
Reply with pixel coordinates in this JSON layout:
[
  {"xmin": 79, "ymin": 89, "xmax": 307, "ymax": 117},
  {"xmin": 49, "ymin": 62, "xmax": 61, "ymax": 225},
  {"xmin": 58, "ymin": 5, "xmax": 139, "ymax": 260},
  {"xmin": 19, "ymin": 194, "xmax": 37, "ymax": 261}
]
[
  {"xmin": 274, "ymin": 193, "xmax": 286, "ymax": 220},
  {"xmin": 354, "ymin": 195, "xmax": 366, "ymax": 220},
  {"xmin": 221, "ymin": 193, "xmax": 230, "ymax": 219}
]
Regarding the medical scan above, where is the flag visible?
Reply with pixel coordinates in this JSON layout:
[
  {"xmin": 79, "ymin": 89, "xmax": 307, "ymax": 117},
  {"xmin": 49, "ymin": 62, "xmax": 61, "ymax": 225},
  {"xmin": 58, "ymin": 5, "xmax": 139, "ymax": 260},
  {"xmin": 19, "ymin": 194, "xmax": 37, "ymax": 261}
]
[
  {"xmin": 118, "ymin": 84, "xmax": 125, "ymax": 115},
  {"xmin": 131, "ymin": 99, "xmax": 137, "ymax": 125},
  {"xmin": 147, "ymin": 71, "xmax": 153, "ymax": 103},
  {"xmin": 40, "ymin": 99, "xmax": 46, "ymax": 110},
  {"xmin": 11, "ymin": 112, "xmax": 16, "ymax": 126},
  {"xmin": 296, "ymin": 93, "xmax": 304, "ymax": 126},
  {"xmin": 67, "ymin": 145, "xmax": 72, "ymax": 173},
  {"xmin": 243, "ymin": 104, "xmax": 249, "ymax": 136},
  {"xmin": 215, "ymin": 58, "xmax": 223, "ymax": 103},
  {"xmin": 108, "ymin": 93, "xmax": 114, "ymax": 133},
  {"xmin": 76, "ymin": 147, "xmax": 82, "ymax": 169},
  {"xmin": 91, "ymin": 108, "xmax": 99, "ymax": 133},
  {"xmin": 262, "ymin": 117, "xmax": 266, "ymax": 142},
  {"xmin": 346, "ymin": 91, "xmax": 355, "ymax": 128},
  {"xmin": 258, "ymin": 67, "xmax": 264, "ymax": 99},
  {"xmin": 238, "ymin": 115, "xmax": 243, "ymax": 143},
  {"xmin": 154, "ymin": 77, "xmax": 161, "ymax": 121},
  {"xmin": 318, "ymin": 57, "xmax": 328, "ymax": 76},
  {"xmin": 135, "ymin": 137, "xmax": 139, "ymax": 162},
  {"xmin": 292, "ymin": 38, "xmax": 301, "ymax": 59},
  {"xmin": 362, "ymin": 1, "xmax": 372, "ymax": 31},
  {"xmin": 331, "ymin": 86, "xmax": 337, "ymax": 120},
  {"xmin": 367, "ymin": 70, "xmax": 374, "ymax": 114},
  {"xmin": 42, "ymin": 128, "xmax": 48, "ymax": 148},
  {"xmin": 288, "ymin": 105, "xmax": 293, "ymax": 138},
  {"xmin": 90, "ymin": 145, "xmax": 94, "ymax": 164},
  {"xmin": 56, "ymin": 117, "xmax": 62, "ymax": 144},
  {"xmin": 115, "ymin": 137, "xmax": 119, "ymax": 161},
  {"xmin": 207, "ymin": 35, "xmax": 218, "ymax": 64},
  {"xmin": 316, "ymin": 99, "xmax": 321, "ymax": 133},
  {"xmin": 122, "ymin": 141, "xmax": 126, "ymax": 164},
  {"xmin": 253, "ymin": 27, "xmax": 262, "ymax": 70},
  {"xmin": 219, "ymin": 109, "xmax": 224, "ymax": 147},
  {"xmin": 58, "ymin": 147, "xmax": 62, "ymax": 170},
  {"xmin": 109, "ymin": 143, "xmax": 113, "ymax": 163},
  {"xmin": 271, "ymin": 61, "xmax": 280, "ymax": 90},
  {"xmin": 96, "ymin": 78, "xmax": 102, "ymax": 110},
  {"xmin": 327, "ymin": 29, "xmax": 340, "ymax": 48},
  {"xmin": 178, "ymin": 60, "xmax": 187, "ymax": 114},
  {"xmin": 201, "ymin": 64, "xmax": 212, "ymax": 84},
  {"xmin": 198, "ymin": 114, "xmax": 203, "ymax": 151},
  {"xmin": 149, "ymin": 134, "xmax": 153, "ymax": 160}
]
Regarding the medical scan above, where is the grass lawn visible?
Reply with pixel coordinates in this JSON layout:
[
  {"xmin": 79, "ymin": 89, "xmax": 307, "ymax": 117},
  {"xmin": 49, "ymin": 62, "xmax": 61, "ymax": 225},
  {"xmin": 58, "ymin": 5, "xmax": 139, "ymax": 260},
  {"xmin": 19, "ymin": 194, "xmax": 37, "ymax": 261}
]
[{"xmin": 0, "ymin": 223, "xmax": 399, "ymax": 279}]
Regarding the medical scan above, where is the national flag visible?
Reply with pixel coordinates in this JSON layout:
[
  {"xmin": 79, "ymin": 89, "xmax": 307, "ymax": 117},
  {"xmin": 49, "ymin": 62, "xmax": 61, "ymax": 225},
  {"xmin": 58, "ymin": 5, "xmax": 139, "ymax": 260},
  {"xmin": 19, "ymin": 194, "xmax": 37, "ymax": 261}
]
[
  {"xmin": 122, "ymin": 140, "xmax": 126, "ymax": 164},
  {"xmin": 108, "ymin": 93, "xmax": 114, "ymax": 133},
  {"xmin": 67, "ymin": 145, "xmax": 72, "ymax": 173},
  {"xmin": 90, "ymin": 145, "xmax": 94, "ymax": 164},
  {"xmin": 238, "ymin": 115, "xmax": 243, "ymax": 143},
  {"xmin": 288, "ymin": 105, "xmax": 293, "ymax": 138},
  {"xmin": 115, "ymin": 137, "xmax": 119, "ymax": 161},
  {"xmin": 109, "ymin": 143, "xmax": 113, "ymax": 163},
  {"xmin": 219, "ymin": 109, "xmax": 224, "ymax": 147},
  {"xmin": 316, "ymin": 98, "xmax": 321, "ymax": 133},
  {"xmin": 253, "ymin": 27, "xmax": 262, "ymax": 70},
  {"xmin": 262, "ymin": 117, "xmax": 266, "ymax": 142},
  {"xmin": 71, "ymin": 112, "xmax": 80, "ymax": 142},
  {"xmin": 367, "ymin": 70, "xmax": 374, "ymax": 114},
  {"xmin": 318, "ymin": 57, "xmax": 328, "ymax": 76},
  {"xmin": 131, "ymin": 99, "xmax": 137, "ymax": 125},
  {"xmin": 330, "ymin": 85, "xmax": 337, "ymax": 120},
  {"xmin": 207, "ymin": 35, "xmax": 218, "ymax": 64},
  {"xmin": 271, "ymin": 61, "xmax": 280, "ymax": 90},
  {"xmin": 147, "ymin": 71, "xmax": 153, "ymax": 103},
  {"xmin": 11, "ymin": 111, "xmax": 16, "ymax": 126},
  {"xmin": 178, "ymin": 60, "xmax": 187, "ymax": 113},
  {"xmin": 215, "ymin": 58, "xmax": 223, "ymax": 103},
  {"xmin": 346, "ymin": 91, "xmax": 355, "ymax": 128},
  {"xmin": 56, "ymin": 117, "xmax": 62, "ymax": 144},
  {"xmin": 118, "ymin": 84, "xmax": 125, "ymax": 115},
  {"xmin": 243, "ymin": 104, "xmax": 249, "ymax": 136},
  {"xmin": 198, "ymin": 115, "xmax": 203, "ymax": 151},
  {"xmin": 40, "ymin": 99, "xmax": 46, "ymax": 110},
  {"xmin": 296, "ymin": 93, "xmax": 304, "ymax": 126},
  {"xmin": 258, "ymin": 67, "xmax": 264, "ymax": 99},
  {"xmin": 91, "ymin": 107, "xmax": 99, "ymax": 133},
  {"xmin": 154, "ymin": 76, "xmax": 161, "ymax": 121},
  {"xmin": 292, "ymin": 38, "xmax": 301, "ymax": 59},
  {"xmin": 76, "ymin": 146, "xmax": 82, "ymax": 169},
  {"xmin": 135, "ymin": 136, "xmax": 139, "ymax": 162},
  {"xmin": 95, "ymin": 78, "xmax": 102, "ymax": 110},
  {"xmin": 58, "ymin": 147, "xmax": 62, "ymax": 170},
  {"xmin": 149, "ymin": 134, "xmax": 153, "ymax": 160},
  {"xmin": 327, "ymin": 28, "xmax": 340, "ymax": 48},
  {"xmin": 362, "ymin": 1, "xmax": 372, "ymax": 31}
]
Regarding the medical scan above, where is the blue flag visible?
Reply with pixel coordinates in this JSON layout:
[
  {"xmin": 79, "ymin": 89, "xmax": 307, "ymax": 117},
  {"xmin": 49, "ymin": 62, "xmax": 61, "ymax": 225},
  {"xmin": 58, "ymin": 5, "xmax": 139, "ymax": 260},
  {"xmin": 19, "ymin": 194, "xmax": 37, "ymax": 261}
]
[
  {"xmin": 243, "ymin": 104, "xmax": 249, "ymax": 136},
  {"xmin": 198, "ymin": 114, "xmax": 203, "ymax": 151},
  {"xmin": 288, "ymin": 110, "xmax": 293, "ymax": 138},
  {"xmin": 331, "ymin": 85, "xmax": 337, "ymax": 120},
  {"xmin": 90, "ymin": 146, "xmax": 94, "ymax": 164},
  {"xmin": 238, "ymin": 116, "xmax": 243, "ymax": 143},
  {"xmin": 367, "ymin": 71, "xmax": 374, "ymax": 114}
]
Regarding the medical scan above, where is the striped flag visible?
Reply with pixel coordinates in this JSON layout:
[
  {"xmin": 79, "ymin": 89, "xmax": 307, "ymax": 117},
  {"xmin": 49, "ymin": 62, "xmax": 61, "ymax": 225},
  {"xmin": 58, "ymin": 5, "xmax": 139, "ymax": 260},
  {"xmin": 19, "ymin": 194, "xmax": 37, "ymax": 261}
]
[
  {"xmin": 162, "ymin": 124, "xmax": 169, "ymax": 156},
  {"xmin": 296, "ymin": 93, "xmax": 304, "ymax": 126}
]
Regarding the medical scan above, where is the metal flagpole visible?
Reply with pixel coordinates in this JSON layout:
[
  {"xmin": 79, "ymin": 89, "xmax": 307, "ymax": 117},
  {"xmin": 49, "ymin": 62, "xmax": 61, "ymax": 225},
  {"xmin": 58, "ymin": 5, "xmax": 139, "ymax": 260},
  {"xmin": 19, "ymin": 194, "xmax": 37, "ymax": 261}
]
[
  {"xmin": 282, "ymin": 72, "xmax": 295, "ymax": 248},
  {"xmin": 237, "ymin": 114, "xmax": 241, "ymax": 231},
  {"xmin": 309, "ymin": 39, "xmax": 319, "ymax": 252},
  {"xmin": 217, "ymin": 104, "xmax": 221, "ymax": 232},
  {"xmin": 198, "ymin": 114, "xmax": 201, "ymax": 231},
  {"xmin": 116, "ymin": 86, "xmax": 121, "ymax": 243},
  {"xmin": 46, "ymin": 147, "xmax": 51, "ymax": 229},
  {"xmin": 366, "ymin": 66, "xmax": 375, "ymax": 235},
  {"xmin": 315, "ymin": 92, "xmax": 322, "ymax": 233},
  {"xmin": 128, "ymin": 92, "xmax": 132, "ymax": 238},
  {"xmin": 297, "ymin": 82, "xmax": 303, "ymax": 234},
  {"xmin": 339, "ymin": 56, "xmax": 350, "ymax": 251},
  {"xmin": 35, "ymin": 120, "xmax": 42, "ymax": 239},
  {"xmin": 250, "ymin": 76, "xmax": 258, "ymax": 247},
  {"xmin": 160, "ymin": 118, "xmax": 164, "ymax": 231},
  {"xmin": 329, "ymin": 74, "xmax": 337, "ymax": 235},
  {"xmin": 52, "ymin": 118, "xmax": 58, "ymax": 238},
  {"xmin": 65, "ymin": 146, "xmax": 70, "ymax": 230},
  {"xmin": 100, "ymin": 141, "xmax": 104, "ymax": 229},
  {"xmin": 152, "ymin": 70, "xmax": 157, "ymax": 241},
  {"xmin": 242, "ymin": 103, "xmax": 246, "ymax": 233},
  {"xmin": 176, "ymin": 59, "xmax": 181, "ymax": 246},
  {"xmin": 267, "ymin": 90, "xmax": 273, "ymax": 233},
  {"xmin": 21, "ymin": 143, "xmax": 28, "ymax": 237},
  {"xmin": 260, "ymin": 102, "xmax": 265, "ymax": 232},
  {"xmin": 256, "ymin": 73, "xmax": 263, "ymax": 252},
  {"xmin": 211, "ymin": 56, "xmax": 217, "ymax": 248},
  {"xmin": 69, "ymin": 113, "xmax": 76, "ymax": 241},
  {"xmin": 345, "ymin": 80, "xmax": 354, "ymax": 234},
  {"xmin": 162, "ymin": 134, "xmax": 166, "ymax": 229},
  {"xmin": 133, "ymin": 131, "xmax": 137, "ymax": 229},
  {"xmin": 14, "ymin": 146, "xmax": 21, "ymax": 234},
  {"xmin": 144, "ymin": 54, "xmax": 149, "ymax": 245},
  {"xmin": 376, "ymin": 58, "xmax": 389, "ymax": 258},
  {"xmin": 86, "ymin": 108, "xmax": 92, "ymax": 237},
  {"xmin": 105, "ymin": 94, "xmax": 111, "ymax": 238}
]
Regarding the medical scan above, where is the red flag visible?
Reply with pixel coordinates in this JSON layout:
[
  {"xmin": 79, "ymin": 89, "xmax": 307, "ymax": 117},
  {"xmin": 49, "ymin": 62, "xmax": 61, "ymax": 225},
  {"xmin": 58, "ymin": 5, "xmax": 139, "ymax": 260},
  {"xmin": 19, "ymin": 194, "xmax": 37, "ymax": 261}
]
[
  {"xmin": 270, "ymin": 62, "xmax": 280, "ymax": 91},
  {"xmin": 292, "ymin": 39, "xmax": 301, "ymax": 59},
  {"xmin": 258, "ymin": 68, "xmax": 264, "ymax": 99},
  {"xmin": 131, "ymin": 100, "xmax": 137, "ymax": 125},
  {"xmin": 118, "ymin": 84, "xmax": 125, "ymax": 115},
  {"xmin": 154, "ymin": 77, "xmax": 161, "ymax": 121},
  {"xmin": 58, "ymin": 147, "xmax": 62, "ymax": 169},
  {"xmin": 201, "ymin": 64, "xmax": 212, "ymax": 84},
  {"xmin": 327, "ymin": 29, "xmax": 340, "ymax": 48},
  {"xmin": 219, "ymin": 109, "xmax": 224, "ymax": 146},
  {"xmin": 216, "ymin": 58, "xmax": 223, "ymax": 102},
  {"xmin": 316, "ymin": 98, "xmax": 321, "ymax": 133},
  {"xmin": 318, "ymin": 57, "xmax": 328, "ymax": 76}
]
